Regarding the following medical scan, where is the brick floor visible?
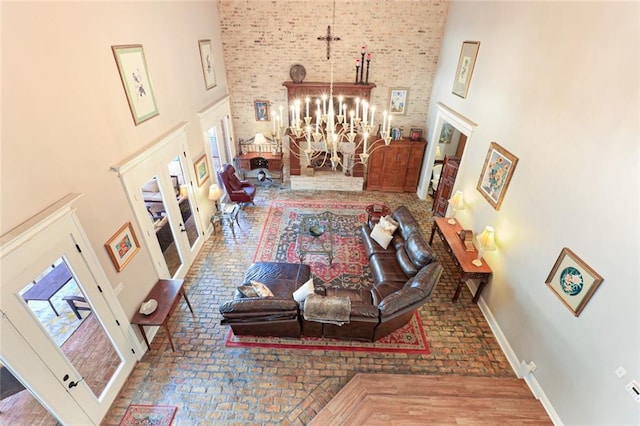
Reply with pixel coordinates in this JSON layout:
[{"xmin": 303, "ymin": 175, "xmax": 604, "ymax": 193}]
[{"xmin": 101, "ymin": 185, "xmax": 514, "ymax": 425}]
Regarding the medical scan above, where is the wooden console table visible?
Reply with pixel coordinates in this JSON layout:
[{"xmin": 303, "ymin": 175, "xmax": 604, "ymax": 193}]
[
  {"xmin": 131, "ymin": 279, "xmax": 194, "ymax": 351},
  {"xmin": 429, "ymin": 217, "xmax": 492, "ymax": 303}
]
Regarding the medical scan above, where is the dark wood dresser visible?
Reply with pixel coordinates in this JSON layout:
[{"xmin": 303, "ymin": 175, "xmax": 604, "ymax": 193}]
[{"xmin": 366, "ymin": 138, "xmax": 427, "ymax": 192}]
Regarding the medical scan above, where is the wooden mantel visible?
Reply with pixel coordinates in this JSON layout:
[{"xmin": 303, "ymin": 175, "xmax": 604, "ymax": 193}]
[{"xmin": 283, "ymin": 81, "xmax": 376, "ymax": 103}]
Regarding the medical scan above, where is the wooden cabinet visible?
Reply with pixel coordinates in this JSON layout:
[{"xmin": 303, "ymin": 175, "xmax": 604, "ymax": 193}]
[{"xmin": 366, "ymin": 138, "xmax": 426, "ymax": 192}]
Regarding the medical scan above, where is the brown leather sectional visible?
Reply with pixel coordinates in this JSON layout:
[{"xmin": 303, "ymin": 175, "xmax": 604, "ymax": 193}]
[{"xmin": 219, "ymin": 206, "xmax": 443, "ymax": 342}]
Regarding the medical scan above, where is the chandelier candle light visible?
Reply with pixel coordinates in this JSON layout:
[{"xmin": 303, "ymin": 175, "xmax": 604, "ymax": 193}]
[{"xmin": 285, "ymin": 45, "xmax": 391, "ymax": 176}]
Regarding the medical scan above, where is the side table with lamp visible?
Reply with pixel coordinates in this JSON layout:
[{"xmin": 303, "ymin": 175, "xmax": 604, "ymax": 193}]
[
  {"xmin": 429, "ymin": 217, "xmax": 493, "ymax": 303},
  {"xmin": 209, "ymin": 183, "xmax": 241, "ymax": 237}
]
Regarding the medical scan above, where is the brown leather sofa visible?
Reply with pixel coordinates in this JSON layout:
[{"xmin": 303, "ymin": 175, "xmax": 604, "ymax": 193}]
[
  {"xmin": 319, "ymin": 205, "xmax": 443, "ymax": 341},
  {"xmin": 219, "ymin": 207, "xmax": 442, "ymax": 342},
  {"xmin": 219, "ymin": 262, "xmax": 310, "ymax": 338}
]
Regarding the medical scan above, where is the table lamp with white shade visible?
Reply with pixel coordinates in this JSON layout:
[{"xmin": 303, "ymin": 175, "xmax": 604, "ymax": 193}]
[
  {"xmin": 208, "ymin": 183, "xmax": 223, "ymax": 212},
  {"xmin": 447, "ymin": 190, "xmax": 465, "ymax": 225},
  {"xmin": 473, "ymin": 225, "xmax": 496, "ymax": 267}
]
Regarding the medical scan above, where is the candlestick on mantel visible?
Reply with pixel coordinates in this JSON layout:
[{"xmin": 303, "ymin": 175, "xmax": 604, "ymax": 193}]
[
  {"xmin": 365, "ymin": 53, "xmax": 371, "ymax": 84},
  {"xmin": 355, "ymin": 59, "xmax": 360, "ymax": 84},
  {"xmin": 360, "ymin": 45, "xmax": 366, "ymax": 84}
]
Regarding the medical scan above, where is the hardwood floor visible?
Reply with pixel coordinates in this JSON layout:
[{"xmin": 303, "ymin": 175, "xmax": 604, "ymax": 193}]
[{"xmin": 310, "ymin": 373, "xmax": 552, "ymax": 425}]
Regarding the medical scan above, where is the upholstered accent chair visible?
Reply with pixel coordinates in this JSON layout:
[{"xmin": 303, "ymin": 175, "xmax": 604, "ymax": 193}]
[{"xmin": 218, "ymin": 164, "xmax": 256, "ymax": 206}]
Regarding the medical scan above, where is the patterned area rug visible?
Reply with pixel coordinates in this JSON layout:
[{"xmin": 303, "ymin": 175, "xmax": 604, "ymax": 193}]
[
  {"xmin": 226, "ymin": 200, "xmax": 430, "ymax": 354},
  {"xmin": 119, "ymin": 405, "xmax": 177, "ymax": 426}
]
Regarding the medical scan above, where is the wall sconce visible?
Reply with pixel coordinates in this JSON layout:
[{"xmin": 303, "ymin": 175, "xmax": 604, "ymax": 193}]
[
  {"xmin": 208, "ymin": 183, "xmax": 223, "ymax": 212},
  {"xmin": 447, "ymin": 190, "xmax": 465, "ymax": 225},
  {"xmin": 435, "ymin": 145, "xmax": 442, "ymax": 159},
  {"xmin": 473, "ymin": 225, "xmax": 496, "ymax": 267}
]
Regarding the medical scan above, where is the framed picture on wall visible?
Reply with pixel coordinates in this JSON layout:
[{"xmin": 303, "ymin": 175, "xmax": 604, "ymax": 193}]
[
  {"xmin": 545, "ymin": 247, "xmax": 604, "ymax": 316},
  {"xmin": 194, "ymin": 154, "xmax": 210, "ymax": 187},
  {"xmin": 476, "ymin": 142, "xmax": 519, "ymax": 210},
  {"xmin": 254, "ymin": 100, "xmax": 270, "ymax": 121},
  {"xmin": 198, "ymin": 39, "xmax": 217, "ymax": 90},
  {"xmin": 111, "ymin": 44, "xmax": 159, "ymax": 125},
  {"xmin": 105, "ymin": 222, "xmax": 140, "ymax": 272},
  {"xmin": 452, "ymin": 41, "xmax": 480, "ymax": 98},
  {"xmin": 388, "ymin": 88, "xmax": 408, "ymax": 115}
]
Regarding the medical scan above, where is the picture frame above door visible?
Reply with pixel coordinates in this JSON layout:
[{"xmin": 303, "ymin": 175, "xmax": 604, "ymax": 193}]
[
  {"xmin": 111, "ymin": 44, "xmax": 159, "ymax": 125},
  {"xmin": 198, "ymin": 39, "xmax": 216, "ymax": 90},
  {"xmin": 452, "ymin": 41, "xmax": 480, "ymax": 99}
]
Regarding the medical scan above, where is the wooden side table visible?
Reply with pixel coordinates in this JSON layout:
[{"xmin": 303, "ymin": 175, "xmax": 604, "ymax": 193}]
[
  {"xmin": 365, "ymin": 204, "xmax": 391, "ymax": 224},
  {"xmin": 210, "ymin": 203, "xmax": 241, "ymax": 237},
  {"xmin": 429, "ymin": 217, "xmax": 493, "ymax": 303},
  {"xmin": 131, "ymin": 279, "xmax": 194, "ymax": 351}
]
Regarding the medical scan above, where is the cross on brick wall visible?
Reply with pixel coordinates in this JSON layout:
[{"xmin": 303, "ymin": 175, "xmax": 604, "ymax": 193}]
[{"xmin": 317, "ymin": 25, "xmax": 341, "ymax": 60}]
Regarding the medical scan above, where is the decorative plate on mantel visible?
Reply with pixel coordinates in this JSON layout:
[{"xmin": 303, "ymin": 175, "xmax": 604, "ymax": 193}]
[{"xmin": 289, "ymin": 64, "xmax": 306, "ymax": 83}]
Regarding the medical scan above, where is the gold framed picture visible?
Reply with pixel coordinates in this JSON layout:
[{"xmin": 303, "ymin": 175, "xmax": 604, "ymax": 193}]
[
  {"xmin": 194, "ymin": 154, "xmax": 210, "ymax": 187},
  {"xmin": 476, "ymin": 142, "xmax": 518, "ymax": 210},
  {"xmin": 545, "ymin": 248, "xmax": 604, "ymax": 316},
  {"xmin": 111, "ymin": 44, "xmax": 159, "ymax": 125},
  {"xmin": 198, "ymin": 39, "xmax": 216, "ymax": 90},
  {"xmin": 452, "ymin": 41, "xmax": 480, "ymax": 98},
  {"xmin": 105, "ymin": 222, "xmax": 140, "ymax": 272}
]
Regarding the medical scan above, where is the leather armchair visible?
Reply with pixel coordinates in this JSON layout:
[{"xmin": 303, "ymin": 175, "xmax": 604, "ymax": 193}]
[{"xmin": 218, "ymin": 163, "xmax": 256, "ymax": 206}]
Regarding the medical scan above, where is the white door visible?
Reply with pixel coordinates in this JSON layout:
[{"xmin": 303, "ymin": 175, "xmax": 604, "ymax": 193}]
[
  {"xmin": 114, "ymin": 124, "xmax": 205, "ymax": 279},
  {"xmin": 0, "ymin": 201, "xmax": 137, "ymax": 424}
]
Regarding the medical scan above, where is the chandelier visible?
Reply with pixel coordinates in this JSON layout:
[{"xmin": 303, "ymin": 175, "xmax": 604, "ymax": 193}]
[
  {"xmin": 270, "ymin": 3, "xmax": 394, "ymax": 176},
  {"xmin": 284, "ymin": 87, "xmax": 393, "ymax": 175}
]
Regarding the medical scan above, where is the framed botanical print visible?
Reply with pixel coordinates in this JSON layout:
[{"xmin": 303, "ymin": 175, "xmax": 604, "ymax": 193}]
[
  {"xmin": 388, "ymin": 88, "xmax": 408, "ymax": 115},
  {"xmin": 105, "ymin": 222, "xmax": 140, "ymax": 272},
  {"xmin": 198, "ymin": 39, "xmax": 216, "ymax": 90},
  {"xmin": 476, "ymin": 142, "xmax": 518, "ymax": 210},
  {"xmin": 545, "ymin": 248, "xmax": 604, "ymax": 316},
  {"xmin": 111, "ymin": 44, "xmax": 159, "ymax": 125},
  {"xmin": 452, "ymin": 41, "xmax": 480, "ymax": 98},
  {"xmin": 194, "ymin": 154, "xmax": 210, "ymax": 187}
]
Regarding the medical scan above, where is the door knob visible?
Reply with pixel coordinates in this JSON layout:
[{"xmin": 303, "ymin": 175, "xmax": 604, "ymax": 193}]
[{"xmin": 68, "ymin": 377, "xmax": 84, "ymax": 389}]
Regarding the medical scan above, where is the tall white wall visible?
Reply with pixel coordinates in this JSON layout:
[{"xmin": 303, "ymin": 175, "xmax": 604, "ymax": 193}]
[
  {"xmin": 1, "ymin": 2, "xmax": 228, "ymax": 317},
  {"xmin": 428, "ymin": 2, "xmax": 639, "ymax": 424}
]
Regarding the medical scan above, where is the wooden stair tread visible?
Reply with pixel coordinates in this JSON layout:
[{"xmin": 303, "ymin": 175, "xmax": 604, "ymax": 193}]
[{"xmin": 310, "ymin": 374, "xmax": 551, "ymax": 425}]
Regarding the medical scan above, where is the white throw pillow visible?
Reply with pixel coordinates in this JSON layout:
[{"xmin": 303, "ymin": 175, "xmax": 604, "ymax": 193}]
[
  {"xmin": 379, "ymin": 215, "xmax": 398, "ymax": 234},
  {"xmin": 370, "ymin": 223, "xmax": 394, "ymax": 249},
  {"xmin": 250, "ymin": 280, "xmax": 274, "ymax": 297},
  {"xmin": 293, "ymin": 278, "xmax": 315, "ymax": 304}
]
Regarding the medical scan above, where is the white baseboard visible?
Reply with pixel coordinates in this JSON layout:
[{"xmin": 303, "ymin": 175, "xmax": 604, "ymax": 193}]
[{"xmin": 468, "ymin": 281, "xmax": 564, "ymax": 425}]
